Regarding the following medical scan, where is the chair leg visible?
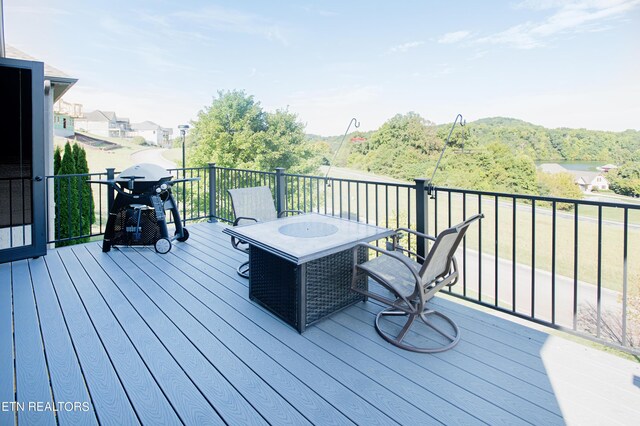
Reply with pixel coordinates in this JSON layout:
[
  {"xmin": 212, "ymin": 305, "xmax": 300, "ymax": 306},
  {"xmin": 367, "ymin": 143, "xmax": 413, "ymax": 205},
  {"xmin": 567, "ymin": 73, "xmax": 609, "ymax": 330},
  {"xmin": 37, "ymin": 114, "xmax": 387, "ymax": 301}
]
[
  {"xmin": 237, "ymin": 261, "xmax": 249, "ymax": 278},
  {"xmin": 374, "ymin": 306, "xmax": 461, "ymax": 353}
]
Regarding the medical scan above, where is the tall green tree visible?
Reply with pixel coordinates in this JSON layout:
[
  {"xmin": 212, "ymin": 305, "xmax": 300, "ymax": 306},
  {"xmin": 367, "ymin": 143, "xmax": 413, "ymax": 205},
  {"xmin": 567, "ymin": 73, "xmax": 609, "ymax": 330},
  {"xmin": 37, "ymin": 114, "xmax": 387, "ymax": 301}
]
[
  {"xmin": 189, "ymin": 90, "xmax": 320, "ymax": 173},
  {"xmin": 72, "ymin": 145, "xmax": 95, "ymax": 242},
  {"xmin": 54, "ymin": 146, "xmax": 62, "ymax": 175},
  {"xmin": 56, "ymin": 142, "xmax": 79, "ymax": 246}
]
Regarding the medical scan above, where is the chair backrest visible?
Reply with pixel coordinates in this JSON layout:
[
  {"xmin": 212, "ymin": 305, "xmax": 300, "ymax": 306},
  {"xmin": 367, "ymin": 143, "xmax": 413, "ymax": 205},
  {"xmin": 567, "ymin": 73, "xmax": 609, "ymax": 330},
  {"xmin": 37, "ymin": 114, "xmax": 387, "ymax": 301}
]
[
  {"xmin": 419, "ymin": 214, "xmax": 483, "ymax": 285},
  {"xmin": 228, "ymin": 186, "xmax": 278, "ymax": 225}
]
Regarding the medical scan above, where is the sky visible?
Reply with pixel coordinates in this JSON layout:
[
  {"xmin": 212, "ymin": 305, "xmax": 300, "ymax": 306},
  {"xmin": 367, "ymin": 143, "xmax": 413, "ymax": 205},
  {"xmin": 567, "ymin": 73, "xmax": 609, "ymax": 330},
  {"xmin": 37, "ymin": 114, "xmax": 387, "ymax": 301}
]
[{"xmin": 4, "ymin": 0, "xmax": 640, "ymax": 136}]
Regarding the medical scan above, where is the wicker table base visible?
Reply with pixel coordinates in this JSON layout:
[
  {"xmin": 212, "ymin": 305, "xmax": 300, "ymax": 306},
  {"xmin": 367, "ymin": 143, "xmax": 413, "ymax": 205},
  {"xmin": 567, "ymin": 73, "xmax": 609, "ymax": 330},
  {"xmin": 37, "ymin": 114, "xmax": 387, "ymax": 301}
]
[{"xmin": 249, "ymin": 245, "xmax": 368, "ymax": 333}]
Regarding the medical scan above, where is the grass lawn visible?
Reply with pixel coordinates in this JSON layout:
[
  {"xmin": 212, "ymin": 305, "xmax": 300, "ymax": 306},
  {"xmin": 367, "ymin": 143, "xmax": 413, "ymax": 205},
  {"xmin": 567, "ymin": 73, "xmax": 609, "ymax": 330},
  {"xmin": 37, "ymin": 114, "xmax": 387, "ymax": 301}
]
[{"xmin": 55, "ymin": 132, "xmax": 148, "ymax": 172}]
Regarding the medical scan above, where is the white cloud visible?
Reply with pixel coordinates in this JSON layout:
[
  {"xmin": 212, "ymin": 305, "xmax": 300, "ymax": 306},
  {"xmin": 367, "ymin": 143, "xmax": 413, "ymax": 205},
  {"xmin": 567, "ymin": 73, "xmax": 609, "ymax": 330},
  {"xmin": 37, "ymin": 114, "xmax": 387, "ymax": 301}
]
[
  {"xmin": 477, "ymin": 0, "xmax": 640, "ymax": 49},
  {"xmin": 388, "ymin": 41, "xmax": 424, "ymax": 53},
  {"xmin": 438, "ymin": 31, "xmax": 471, "ymax": 44},
  {"xmin": 174, "ymin": 5, "xmax": 290, "ymax": 45}
]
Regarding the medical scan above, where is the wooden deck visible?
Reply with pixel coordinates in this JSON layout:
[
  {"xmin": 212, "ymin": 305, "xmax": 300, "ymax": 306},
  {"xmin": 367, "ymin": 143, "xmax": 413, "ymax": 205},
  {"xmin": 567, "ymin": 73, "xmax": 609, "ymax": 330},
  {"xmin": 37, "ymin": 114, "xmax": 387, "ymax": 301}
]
[{"xmin": 2, "ymin": 221, "xmax": 639, "ymax": 425}]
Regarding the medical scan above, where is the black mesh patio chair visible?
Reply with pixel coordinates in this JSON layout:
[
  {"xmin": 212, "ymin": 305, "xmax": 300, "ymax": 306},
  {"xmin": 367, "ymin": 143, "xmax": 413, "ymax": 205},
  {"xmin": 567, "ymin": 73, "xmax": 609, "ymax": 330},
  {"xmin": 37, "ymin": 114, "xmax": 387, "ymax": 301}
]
[
  {"xmin": 228, "ymin": 186, "xmax": 301, "ymax": 278},
  {"xmin": 350, "ymin": 214, "xmax": 483, "ymax": 353}
]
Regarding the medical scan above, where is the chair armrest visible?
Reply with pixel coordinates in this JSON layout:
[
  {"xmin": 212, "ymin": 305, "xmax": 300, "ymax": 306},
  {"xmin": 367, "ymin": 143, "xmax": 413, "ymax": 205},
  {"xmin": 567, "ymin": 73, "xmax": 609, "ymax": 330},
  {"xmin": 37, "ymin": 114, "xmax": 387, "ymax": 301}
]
[
  {"xmin": 278, "ymin": 210, "xmax": 303, "ymax": 218},
  {"xmin": 396, "ymin": 227, "xmax": 436, "ymax": 242},
  {"xmin": 353, "ymin": 242, "xmax": 422, "ymax": 286},
  {"xmin": 233, "ymin": 216, "xmax": 258, "ymax": 226}
]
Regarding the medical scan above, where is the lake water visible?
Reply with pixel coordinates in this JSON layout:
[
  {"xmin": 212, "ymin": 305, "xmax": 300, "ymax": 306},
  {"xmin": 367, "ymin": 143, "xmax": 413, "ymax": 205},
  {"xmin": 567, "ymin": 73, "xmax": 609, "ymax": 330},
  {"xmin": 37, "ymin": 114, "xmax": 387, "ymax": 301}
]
[{"xmin": 535, "ymin": 161, "xmax": 603, "ymax": 172}]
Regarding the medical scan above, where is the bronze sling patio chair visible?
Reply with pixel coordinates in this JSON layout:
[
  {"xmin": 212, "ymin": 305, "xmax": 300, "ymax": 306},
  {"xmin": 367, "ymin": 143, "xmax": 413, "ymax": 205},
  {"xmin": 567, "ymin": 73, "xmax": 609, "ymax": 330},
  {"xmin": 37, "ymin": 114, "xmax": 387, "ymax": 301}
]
[
  {"xmin": 350, "ymin": 214, "xmax": 483, "ymax": 353},
  {"xmin": 228, "ymin": 186, "xmax": 301, "ymax": 278}
]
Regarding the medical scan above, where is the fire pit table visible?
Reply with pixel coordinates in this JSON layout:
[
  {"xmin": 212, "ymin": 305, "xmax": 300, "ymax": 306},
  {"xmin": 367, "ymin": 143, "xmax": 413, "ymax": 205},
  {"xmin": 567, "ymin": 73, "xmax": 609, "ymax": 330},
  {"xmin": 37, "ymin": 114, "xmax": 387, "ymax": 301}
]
[{"xmin": 223, "ymin": 213, "xmax": 393, "ymax": 332}]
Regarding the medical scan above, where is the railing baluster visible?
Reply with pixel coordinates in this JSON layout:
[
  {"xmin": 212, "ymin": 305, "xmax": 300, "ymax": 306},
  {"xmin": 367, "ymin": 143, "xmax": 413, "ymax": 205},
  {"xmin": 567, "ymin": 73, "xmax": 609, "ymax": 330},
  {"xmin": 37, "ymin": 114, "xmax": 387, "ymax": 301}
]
[
  {"xmin": 552, "ymin": 201, "xmax": 557, "ymax": 325},
  {"xmin": 622, "ymin": 208, "xmax": 628, "ymax": 347},
  {"xmin": 365, "ymin": 184, "xmax": 369, "ymax": 223},
  {"xmin": 463, "ymin": 193, "xmax": 467, "ymax": 297},
  {"xmin": 531, "ymin": 200, "xmax": 536, "ymax": 318},
  {"xmin": 434, "ymin": 189, "xmax": 439, "ymax": 235},
  {"xmin": 512, "ymin": 197, "xmax": 517, "ymax": 312},
  {"xmin": 597, "ymin": 205, "xmax": 603, "ymax": 338},
  {"xmin": 385, "ymin": 185, "xmax": 389, "ymax": 229},
  {"xmin": 494, "ymin": 196, "xmax": 499, "ymax": 307},
  {"xmin": 356, "ymin": 182, "xmax": 360, "ymax": 221},
  {"xmin": 478, "ymin": 194, "xmax": 482, "ymax": 302},
  {"xmin": 448, "ymin": 191, "xmax": 452, "ymax": 228},
  {"xmin": 347, "ymin": 181, "xmax": 351, "ymax": 220},
  {"xmin": 573, "ymin": 203, "xmax": 579, "ymax": 331}
]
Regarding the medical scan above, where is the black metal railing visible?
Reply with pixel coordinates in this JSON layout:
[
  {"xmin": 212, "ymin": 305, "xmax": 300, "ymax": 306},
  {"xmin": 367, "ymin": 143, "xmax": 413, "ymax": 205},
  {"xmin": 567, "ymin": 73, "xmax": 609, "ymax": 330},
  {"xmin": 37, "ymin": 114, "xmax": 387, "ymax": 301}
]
[
  {"xmin": 427, "ymin": 186, "xmax": 640, "ymax": 352},
  {"xmin": 211, "ymin": 165, "xmax": 640, "ymax": 354},
  {"xmin": 46, "ymin": 165, "xmax": 214, "ymax": 245},
  {"xmin": 44, "ymin": 164, "xmax": 640, "ymax": 354}
]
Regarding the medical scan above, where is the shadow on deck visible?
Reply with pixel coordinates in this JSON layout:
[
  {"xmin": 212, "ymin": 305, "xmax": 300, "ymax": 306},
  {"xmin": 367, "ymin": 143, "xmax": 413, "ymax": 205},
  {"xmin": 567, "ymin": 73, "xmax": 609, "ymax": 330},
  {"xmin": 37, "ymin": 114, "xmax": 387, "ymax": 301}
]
[{"xmin": 1, "ymin": 222, "xmax": 639, "ymax": 425}]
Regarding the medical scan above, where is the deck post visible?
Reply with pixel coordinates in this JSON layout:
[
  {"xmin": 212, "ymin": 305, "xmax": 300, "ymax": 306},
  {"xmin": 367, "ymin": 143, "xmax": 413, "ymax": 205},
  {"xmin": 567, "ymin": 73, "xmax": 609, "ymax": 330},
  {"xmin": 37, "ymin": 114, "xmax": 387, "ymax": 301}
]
[
  {"xmin": 414, "ymin": 178, "xmax": 427, "ymax": 262},
  {"xmin": 275, "ymin": 167, "xmax": 286, "ymax": 216},
  {"xmin": 208, "ymin": 163, "xmax": 217, "ymax": 222},
  {"xmin": 106, "ymin": 168, "xmax": 115, "ymax": 214}
]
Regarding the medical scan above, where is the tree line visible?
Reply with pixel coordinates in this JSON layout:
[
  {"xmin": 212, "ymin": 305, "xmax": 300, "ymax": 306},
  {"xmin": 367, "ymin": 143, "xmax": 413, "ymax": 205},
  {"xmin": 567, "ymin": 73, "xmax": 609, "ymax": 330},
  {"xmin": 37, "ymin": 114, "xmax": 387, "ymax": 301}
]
[{"xmin": 184, "ymin": 91, "xmax": 640, "ymax": 200}]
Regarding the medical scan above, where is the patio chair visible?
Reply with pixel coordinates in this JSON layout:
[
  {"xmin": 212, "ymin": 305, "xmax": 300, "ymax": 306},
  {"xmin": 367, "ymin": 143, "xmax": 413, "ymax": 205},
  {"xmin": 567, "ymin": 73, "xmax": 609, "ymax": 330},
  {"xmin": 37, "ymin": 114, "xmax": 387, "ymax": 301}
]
[
  {"xmin": 228, "ymin": 186, "xmax": 301, "ymax": 278},
  {"xmin": 350, "ymin": 214, "xmax": 483, "ymax": 353}
]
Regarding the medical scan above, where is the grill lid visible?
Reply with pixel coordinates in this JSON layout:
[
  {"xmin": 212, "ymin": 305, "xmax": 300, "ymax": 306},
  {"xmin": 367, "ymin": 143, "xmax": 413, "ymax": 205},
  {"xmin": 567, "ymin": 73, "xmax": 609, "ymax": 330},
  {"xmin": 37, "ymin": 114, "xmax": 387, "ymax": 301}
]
[{"xmin": 116, "ymin": 163, "xmax": 172, "ymax": 183}]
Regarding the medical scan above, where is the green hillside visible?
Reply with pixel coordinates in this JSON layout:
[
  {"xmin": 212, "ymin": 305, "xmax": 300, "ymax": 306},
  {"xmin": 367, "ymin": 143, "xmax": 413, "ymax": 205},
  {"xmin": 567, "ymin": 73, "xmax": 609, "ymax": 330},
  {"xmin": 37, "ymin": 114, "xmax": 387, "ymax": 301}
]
[
  {"xmin": 460, "ymin": 117, "xmax": 640, "ymax": 163},
  {"xmin": 309, "ymin": 114, "xmax": 640, "ymax": 198}
]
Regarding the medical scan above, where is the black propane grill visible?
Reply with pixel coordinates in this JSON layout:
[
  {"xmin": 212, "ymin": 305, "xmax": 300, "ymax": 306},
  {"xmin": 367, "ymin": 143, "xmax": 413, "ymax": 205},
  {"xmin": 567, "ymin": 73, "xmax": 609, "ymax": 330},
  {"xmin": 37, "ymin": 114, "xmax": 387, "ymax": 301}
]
[{"xmin": 90, "ymin": 163, "xmax": 199, "ymax": 254}]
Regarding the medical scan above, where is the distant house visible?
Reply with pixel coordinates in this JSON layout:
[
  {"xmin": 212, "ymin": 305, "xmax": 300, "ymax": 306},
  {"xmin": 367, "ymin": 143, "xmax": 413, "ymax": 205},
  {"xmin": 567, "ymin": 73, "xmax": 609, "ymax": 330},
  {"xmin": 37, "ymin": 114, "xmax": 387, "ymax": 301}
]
[
  {"xmin": 129, "ymin": 121, "xmax": 173, "ymax": 145},
  {"xmin": 53, "ymin": 99, "xmax": 83, "ymax": 137},
  {"xmin": 575, "ymin": 172, "xmax": 609, "ymax": 192},
  {"xmin": 538, "ymin": 163, "xmax": 609, "ymax": 193},
  {"xmin": 53, "ymin": 113, "xmax": 74, "ymax": 137},
  {"xmin": 74, "ymin": 110, "xmax": 129, "ymax": 138}
]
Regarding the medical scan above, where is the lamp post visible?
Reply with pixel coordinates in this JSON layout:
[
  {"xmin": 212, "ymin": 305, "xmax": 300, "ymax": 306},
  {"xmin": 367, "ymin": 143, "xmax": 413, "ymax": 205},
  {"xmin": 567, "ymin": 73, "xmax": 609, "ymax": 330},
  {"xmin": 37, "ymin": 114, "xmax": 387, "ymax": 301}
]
[{"xmin": 178, "ymin": 124, "xmax": 189, "ymax": 224}]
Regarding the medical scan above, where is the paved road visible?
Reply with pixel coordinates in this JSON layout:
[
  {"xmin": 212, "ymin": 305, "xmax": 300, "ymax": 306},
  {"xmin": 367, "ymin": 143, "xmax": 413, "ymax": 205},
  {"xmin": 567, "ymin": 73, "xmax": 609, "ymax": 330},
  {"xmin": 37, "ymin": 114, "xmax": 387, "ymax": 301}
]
[{"xmin": 130, "ymin": 147, "xmax": 176, "ymax": 169}]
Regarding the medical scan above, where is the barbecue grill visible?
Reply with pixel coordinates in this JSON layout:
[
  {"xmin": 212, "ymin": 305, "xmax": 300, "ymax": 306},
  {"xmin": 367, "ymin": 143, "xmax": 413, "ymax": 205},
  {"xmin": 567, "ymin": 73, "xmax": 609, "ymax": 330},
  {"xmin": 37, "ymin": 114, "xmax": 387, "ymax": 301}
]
[{"xmin": 90, "ymin": 163, "xmax": 199, "ymax": 254}]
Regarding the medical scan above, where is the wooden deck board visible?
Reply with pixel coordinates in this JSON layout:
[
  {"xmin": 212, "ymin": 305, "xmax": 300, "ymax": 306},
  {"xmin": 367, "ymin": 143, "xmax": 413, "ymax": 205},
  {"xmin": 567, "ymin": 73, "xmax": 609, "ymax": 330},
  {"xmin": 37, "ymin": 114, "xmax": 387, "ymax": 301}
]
[
  {"xmin": 187, "ymin": 225, "xmax": 509, "ymax": 425},
  {"xmin": 112, "ymin": 245, "xmax": 328, "ymax": 425},
  {"xmin": 28, "ymin": 257, "xmax": 97, "ymax": 426},
  {"xmin": 0, "ymin": 263, "xmax": 15, "ymax": 426},
  {"xmin": 188, "ymin": 225, "xmax": 563, "ymax": 425},
  {"xmin": 56, "ymin": 249, "xmax": 180, "ymax": 425},
  {"xmin": 351, "ymin": 299, "xmax": 562, "ymax": 412},
  {"xmin": 12, "ymin": 260, "xmax": 56, "ymax": 426},
  {"xmin": 133, "ymin": 242, "xmax": 385, "ymax": 425},
  {"xmin": 69, "ymin": 246, "xmax": 225, "ymax": 426},
  {"xmin": 2, "ymin": 221, "xmax": 640, "ymax": 425},
  {"xmin": 174, "ymin": 235, "xmax": 445, "ymax": 425},
  {"xmin": 44, "ymin": 252, "xmax": 139, "ymax": 426},
  {"xmin": 78, "ymin": 246, "xmax": 280, "ymax": 424}
]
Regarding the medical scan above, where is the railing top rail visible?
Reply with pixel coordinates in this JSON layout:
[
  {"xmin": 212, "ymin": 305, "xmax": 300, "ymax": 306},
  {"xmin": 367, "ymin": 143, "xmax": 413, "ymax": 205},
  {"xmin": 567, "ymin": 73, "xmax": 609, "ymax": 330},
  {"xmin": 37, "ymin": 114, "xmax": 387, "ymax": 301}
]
[
  {"xmin": 283, "ymin": 172, "xmax": 415, "ymax": 189},
  {"xmin": 213, "ymin": 166, "xmax": 277, "ymax": 175},
  {"xmin": 167, "ymin": 166, "xmax": 209, "ymax": 172},
  {"xmin": 46, "ymin": 172, "xmax": 110, "ymax": 179},
  {"xmin": 433, "ymin": 185, "xmax": 640, "ymax": 210}
]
